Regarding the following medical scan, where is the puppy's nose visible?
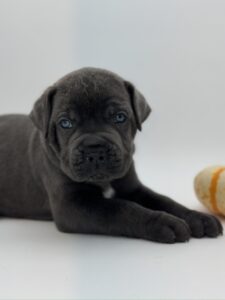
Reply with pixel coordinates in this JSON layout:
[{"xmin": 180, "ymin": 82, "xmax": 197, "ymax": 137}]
[
  {"xmin": 80, "ymin": 136, "xmax": 107, "ymax": 166},
  {"xmin": 85, "ymin": 150, "xmax": 106, "ymax": 164}
]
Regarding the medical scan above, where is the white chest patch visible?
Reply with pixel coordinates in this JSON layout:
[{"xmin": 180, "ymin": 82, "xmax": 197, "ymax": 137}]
[{"xmin": 102, "ymin": 184, "xmax": 116, "ymax": 199}]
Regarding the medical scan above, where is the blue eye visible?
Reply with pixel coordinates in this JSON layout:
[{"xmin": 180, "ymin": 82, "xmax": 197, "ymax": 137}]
[
  {"xmin": 59, "ymin": 118, "xmax": 73, "ymax": 129},
  {"xmin": 113, "ymin": 112, "xmax": 127, "ymax": 124}
]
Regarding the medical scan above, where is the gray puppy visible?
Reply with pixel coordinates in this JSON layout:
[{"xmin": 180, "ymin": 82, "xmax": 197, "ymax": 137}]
[{"xmin": 0, "ymin": 67, "xmax": 222, "ymax": 243}]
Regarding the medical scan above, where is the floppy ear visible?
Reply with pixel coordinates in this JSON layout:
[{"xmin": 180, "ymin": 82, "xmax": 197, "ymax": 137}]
[
  {"xmin": 124, "ymin": 81, "xmax": 151, "ymax": 131},
  {"xmin": 30, "ymin": 86, "xmax": 56, "ymax": 139}
]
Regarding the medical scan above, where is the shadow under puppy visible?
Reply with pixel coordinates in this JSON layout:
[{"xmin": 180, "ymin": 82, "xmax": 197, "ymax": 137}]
[{"xmin": 0, "ymin": 67, "xmax": 222, "ymax": 243}]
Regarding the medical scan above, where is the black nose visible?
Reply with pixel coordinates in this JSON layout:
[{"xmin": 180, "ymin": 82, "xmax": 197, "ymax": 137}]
[
  {"xmin": 80, "ymin": 136, "xmax": 107, "ymax": 166},
  {"xmin": 85, "ymin": 150, "xmax": 106, "ymax": 164}
]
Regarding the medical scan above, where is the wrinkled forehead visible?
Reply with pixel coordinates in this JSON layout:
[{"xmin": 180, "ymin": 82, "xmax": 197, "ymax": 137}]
[{"xmin": 52, "ymin": 72, "xmax": 130, "ymax": 115}]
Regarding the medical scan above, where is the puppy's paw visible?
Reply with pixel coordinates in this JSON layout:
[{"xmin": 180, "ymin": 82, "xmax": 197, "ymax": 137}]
[
  {"xmin": 147, "ymin": 212, "xmax": 191, "ymax": 244},
  {"xmin": 184, "ymin": 210, "xmax": 223, "ymax": 238}
]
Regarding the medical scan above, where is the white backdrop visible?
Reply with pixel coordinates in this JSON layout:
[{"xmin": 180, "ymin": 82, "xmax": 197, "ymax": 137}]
[{"xmin": 0, "ymin": 0, "xmax": 225, "ymax": 299}]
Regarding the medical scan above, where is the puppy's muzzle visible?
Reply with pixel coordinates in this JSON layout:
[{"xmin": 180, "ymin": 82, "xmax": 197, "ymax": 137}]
[
  {"xmin": 72, "ymin": 135, "xmax": 123, "ymax": 181},
  {"xmin": 82, "ymin": 139, "xmax": 107, "ymax": 167}
]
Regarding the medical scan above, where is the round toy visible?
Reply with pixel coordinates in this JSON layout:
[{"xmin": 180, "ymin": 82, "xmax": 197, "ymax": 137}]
[{"xmin": 194, "ymin": 166, "xmax": 225, "ymax": 216}]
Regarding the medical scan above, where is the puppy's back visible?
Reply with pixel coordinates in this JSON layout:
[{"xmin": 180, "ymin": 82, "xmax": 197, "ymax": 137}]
[{"xmin": 0, "ymin": 114, "xmax": 51, "ymax": 219}]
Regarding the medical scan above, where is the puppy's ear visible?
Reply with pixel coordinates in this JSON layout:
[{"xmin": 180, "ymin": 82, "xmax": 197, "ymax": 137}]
[
  {"xmin": 30, "ymin": 86, "xmax": 56, "ymax": 139},
  {"xmin": 124, "ymin": 81, "xmax": 151, "ymax": 131}
]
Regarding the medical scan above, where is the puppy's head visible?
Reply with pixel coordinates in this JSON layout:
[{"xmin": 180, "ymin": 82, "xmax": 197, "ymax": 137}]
[{"xmin": 30, "ymin": 68, "xmax": 151, "ymax": 183}]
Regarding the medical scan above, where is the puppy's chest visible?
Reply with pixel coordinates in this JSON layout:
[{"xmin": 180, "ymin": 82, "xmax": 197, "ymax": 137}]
[{"xmin": 101, "ymin": 184, "xmax": 116, "ymax": 199}]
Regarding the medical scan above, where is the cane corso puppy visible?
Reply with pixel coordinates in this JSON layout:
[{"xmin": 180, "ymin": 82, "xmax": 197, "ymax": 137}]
[{"xmin": 0, "ymin": 67, "xmax": 222, "ymax": 243}]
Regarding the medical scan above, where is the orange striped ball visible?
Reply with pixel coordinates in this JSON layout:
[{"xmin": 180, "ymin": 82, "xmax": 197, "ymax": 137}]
[{"xmin": 194, "ymin": 166, "xmax": 225, "ymax": 216}]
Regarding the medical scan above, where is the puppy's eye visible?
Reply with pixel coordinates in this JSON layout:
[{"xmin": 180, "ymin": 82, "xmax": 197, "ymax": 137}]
[
  {"xmin": 59, "ymin": 118, "xmax": 73, "ymax": 129},
  {"xmin": 113, "ymin": 112, "xmax": 127, "ymax": 124}
]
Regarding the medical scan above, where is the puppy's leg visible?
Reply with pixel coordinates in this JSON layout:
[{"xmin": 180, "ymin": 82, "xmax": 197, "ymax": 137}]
[
  {"xmin": 48, "ymin": 184, "xmax": 190, "ymax": 243},
  {"xmin": 126, "ymin": 185, "xmax": 223, "ymax": 237},
  {"xmin": 112, "ymin": 164, "xmax": 223, "ymax": 238},
  {"xmin": 116, "ymin": 185, "xmax": 223, "ymax": 238}
]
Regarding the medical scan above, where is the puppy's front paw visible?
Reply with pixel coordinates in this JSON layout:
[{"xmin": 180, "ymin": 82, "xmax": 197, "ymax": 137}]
[
  {"xmin": 147, "ymin": 213, "xmax": 191, "ymax": 244},
  {"xmin": 184, "ymin": 210, "xmax": 223, "ymax": 238}
]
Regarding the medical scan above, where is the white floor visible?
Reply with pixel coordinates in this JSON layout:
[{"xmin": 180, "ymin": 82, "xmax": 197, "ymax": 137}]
[{"xmin": 0, "ymin": 151, "xmax": 225, "ymax": 300}]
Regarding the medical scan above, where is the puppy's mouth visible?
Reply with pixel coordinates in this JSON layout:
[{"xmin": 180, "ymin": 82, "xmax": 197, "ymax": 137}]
[
  {"xmin": 70, "ymin": 144, "xmax": 124, "ymax": 182},
  {"xmin": 82, "ymin": 172, "xmax": 111, "ymax": 182}
]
